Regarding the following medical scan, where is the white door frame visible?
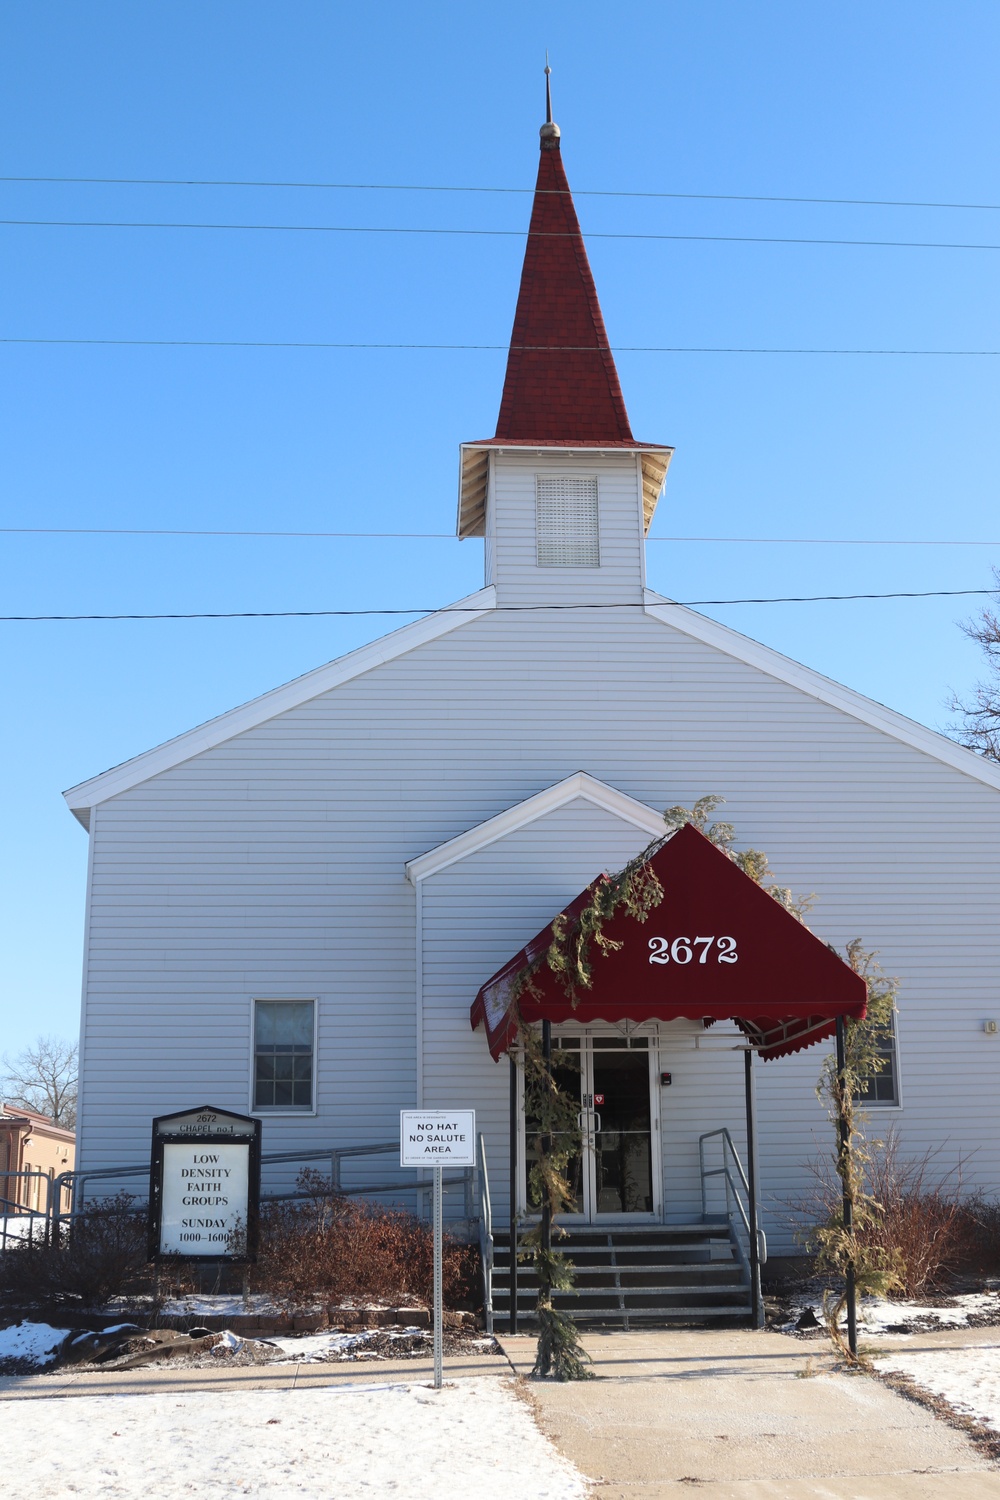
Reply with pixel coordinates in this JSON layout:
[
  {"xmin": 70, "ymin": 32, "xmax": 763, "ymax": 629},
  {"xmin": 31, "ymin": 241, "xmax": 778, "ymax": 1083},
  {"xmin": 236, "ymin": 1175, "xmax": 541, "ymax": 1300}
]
[{"xmin": 516, "ymin": 1026, "xmax": 663, "ymax": 1223}]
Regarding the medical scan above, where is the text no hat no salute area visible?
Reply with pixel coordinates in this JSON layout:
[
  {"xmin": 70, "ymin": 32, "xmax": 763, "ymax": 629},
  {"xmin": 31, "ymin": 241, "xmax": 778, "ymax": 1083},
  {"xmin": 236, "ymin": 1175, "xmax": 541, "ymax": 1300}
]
[{"xmin": 61, "ymin": 81, "xmax": 1000, "ymax": 1332}]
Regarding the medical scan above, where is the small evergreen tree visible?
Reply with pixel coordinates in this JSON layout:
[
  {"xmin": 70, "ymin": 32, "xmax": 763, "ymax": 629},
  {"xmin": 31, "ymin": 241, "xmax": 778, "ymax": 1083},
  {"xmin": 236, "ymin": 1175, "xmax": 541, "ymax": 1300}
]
[{"xmin": 813, "ymin": 943, "xmax": 903, "ymax": 1358}]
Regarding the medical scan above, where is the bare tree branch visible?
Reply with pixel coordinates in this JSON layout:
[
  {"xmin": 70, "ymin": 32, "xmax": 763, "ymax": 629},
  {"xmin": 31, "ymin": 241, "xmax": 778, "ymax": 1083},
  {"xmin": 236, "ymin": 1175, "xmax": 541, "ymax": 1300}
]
[
  {"xmin": 948, "ymin": 567, "xmax": 1000, "ymax": 762},
  {"xmin": 2, "ymin": 1036, "xmax": 78, "ymax": 1128}
]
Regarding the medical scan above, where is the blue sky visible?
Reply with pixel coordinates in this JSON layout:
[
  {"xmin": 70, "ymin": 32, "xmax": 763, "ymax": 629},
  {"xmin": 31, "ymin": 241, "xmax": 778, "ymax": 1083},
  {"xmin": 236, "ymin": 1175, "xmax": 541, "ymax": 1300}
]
[{"xmin": 2, "ymin": 3, "xmax": 999, "ymax": 1061}]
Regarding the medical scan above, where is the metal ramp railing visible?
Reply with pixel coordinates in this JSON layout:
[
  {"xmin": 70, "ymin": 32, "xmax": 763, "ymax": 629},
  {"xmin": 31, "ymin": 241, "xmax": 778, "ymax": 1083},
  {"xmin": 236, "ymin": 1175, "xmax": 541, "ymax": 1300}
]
[
  {"xmin": 13, "ymin": 1143, "xmax": 493, "ymax": 1329},
  {"xmin": 699, "ymin": 1127, "xmax": 765, "ymax": 1328}
]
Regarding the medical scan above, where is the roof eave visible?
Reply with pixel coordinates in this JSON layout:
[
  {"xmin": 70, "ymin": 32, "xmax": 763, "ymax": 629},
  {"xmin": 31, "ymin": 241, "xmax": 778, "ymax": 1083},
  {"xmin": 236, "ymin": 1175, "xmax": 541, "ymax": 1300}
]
[{"xmin": 457, "ymin": 441, "xmax": 674, "ymax": 539}]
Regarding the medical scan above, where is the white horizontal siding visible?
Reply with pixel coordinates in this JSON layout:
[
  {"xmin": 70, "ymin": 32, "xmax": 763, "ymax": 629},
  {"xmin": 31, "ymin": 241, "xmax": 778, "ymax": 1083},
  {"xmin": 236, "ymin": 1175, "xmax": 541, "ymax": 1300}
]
[
  {"xmin": 418, "ymin": 798, "xmax": 657, "ymax": 1224},
  {"xmin": 77, "ymin": 605, "xmax": 1000, "ymax": 1251},
  {"xmin": 487, "ymin": 451, "xmax": 644, "ymax": 606}
]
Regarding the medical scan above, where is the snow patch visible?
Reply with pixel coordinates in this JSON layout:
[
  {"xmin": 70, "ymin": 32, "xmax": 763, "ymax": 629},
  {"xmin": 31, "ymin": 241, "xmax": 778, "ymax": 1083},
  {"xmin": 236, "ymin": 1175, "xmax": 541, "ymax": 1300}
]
[
  {"xmin": 781, "ymin": 1290, "xmax": 1000, "ymax": 1335},
  {"xmin": 0, "ymin": 1377, "xmax": 589, "ymax": 1499},
  {"xmin": 0, "ymin": 1322, "xmax": 70, "ymax": 1367},
  {"xmin": 267, "ymin": 1326, "xmax": 426, "ymax": 1361},
  {"xmin": 875, "ymin": 1345, "xmax": 1000, "ymax": 1433}
]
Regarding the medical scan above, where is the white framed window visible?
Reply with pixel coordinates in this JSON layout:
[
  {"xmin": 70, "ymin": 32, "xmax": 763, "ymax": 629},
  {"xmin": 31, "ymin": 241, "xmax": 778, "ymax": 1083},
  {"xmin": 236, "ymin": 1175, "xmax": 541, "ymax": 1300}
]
[
  {"xmin": 858, "ymin": 1014, "xmax": 900, "ymax": 1107},
  {"xmin": 536, "ymin": 476, "xmax": 600, "ymax": 567},
  {"xmin": 252, "ymin": 998, "xmax": 316, "ymax": 1112}
]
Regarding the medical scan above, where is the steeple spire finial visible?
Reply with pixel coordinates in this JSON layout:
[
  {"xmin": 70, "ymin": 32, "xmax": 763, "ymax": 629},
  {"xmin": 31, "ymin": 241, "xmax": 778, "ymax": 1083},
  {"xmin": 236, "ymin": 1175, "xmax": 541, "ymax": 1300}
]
[{"xmin": 540, "ymin": 54, "xmax": 560, "ymax": 148}]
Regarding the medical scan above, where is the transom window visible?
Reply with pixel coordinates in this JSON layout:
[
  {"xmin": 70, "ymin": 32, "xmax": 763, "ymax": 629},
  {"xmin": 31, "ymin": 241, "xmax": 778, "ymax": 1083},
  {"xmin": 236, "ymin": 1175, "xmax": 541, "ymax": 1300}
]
[
  {"xmin": 536, "ymin": 476, "xmax": 600, "ymax": 567},
  {"xmin": 253, "ymin": 999, "xmax": 315, "ymax": 1111}
]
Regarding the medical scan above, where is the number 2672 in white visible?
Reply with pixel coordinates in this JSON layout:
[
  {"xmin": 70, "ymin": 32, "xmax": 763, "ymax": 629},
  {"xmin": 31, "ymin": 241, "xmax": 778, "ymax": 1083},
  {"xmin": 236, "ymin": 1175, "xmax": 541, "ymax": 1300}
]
[{"xmin": 648, "ymin": 936, "xmax": 738, "ymax": 965}]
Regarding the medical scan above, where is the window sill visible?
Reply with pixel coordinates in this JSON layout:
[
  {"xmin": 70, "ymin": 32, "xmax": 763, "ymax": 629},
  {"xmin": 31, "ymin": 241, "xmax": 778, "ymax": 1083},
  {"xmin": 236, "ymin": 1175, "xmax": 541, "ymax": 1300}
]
[{"xmin": 250, "ymin": 1108, "xmax": 318, "ymax": 1118}]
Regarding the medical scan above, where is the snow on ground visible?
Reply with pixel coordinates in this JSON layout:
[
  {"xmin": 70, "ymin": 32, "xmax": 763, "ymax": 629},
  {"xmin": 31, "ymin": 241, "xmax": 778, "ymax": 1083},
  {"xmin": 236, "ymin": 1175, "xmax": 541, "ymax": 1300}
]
[
  {"xmin": 266, "ymin": 1327, "xmax": 426, "ymax": 1361},
  {"xmin": 0, "ymin": 1321, "xmax": 69, "ymax": 1366},
  {"xmin": 0, "ymin": 1377, "xmax": 589, "ymax": 1500},
  {"xmin": 159, "ymin": 1294, "xmax": 401, "ymax": 1316},
  {"xmin": 159, "ymin": 1294, "xmax": 276, "ymax": 1316},
  {"xmin": 782, "ymin": 1290, "xmax": 1000, "ymax": 1335},
  {"xmin": 874, "ymin": 1344, "xmax": 1000, "ymax": 1434}
]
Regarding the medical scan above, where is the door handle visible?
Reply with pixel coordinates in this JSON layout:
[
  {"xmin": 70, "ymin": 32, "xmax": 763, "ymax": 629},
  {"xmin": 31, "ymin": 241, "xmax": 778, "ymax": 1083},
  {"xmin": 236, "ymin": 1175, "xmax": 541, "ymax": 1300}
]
[{"xmin": 592, "ymin": 1112, "xmax": 602, "ymax": 1134}]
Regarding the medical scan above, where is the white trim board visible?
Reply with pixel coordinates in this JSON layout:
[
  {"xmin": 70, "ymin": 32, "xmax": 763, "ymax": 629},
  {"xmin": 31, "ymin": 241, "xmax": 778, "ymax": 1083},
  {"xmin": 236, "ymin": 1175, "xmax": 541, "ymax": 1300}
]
[
  {"xmin": 642, "ymin": 591, "xmax": 1000, "ymax": 794},
  {"xmin": 404, "ymin": 772, "xmax": 668, "ymax": 884},
  {"xmin": 63, "ymin": 587, "xmax": 498, "ymax": 826}
]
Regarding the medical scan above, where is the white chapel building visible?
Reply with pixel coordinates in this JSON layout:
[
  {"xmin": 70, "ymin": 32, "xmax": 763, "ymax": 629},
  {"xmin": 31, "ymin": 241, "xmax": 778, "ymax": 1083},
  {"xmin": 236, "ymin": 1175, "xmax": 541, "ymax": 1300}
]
[{"xmin": 64, "ymin": 106, "xmax": 1000, "ymax": 1316}]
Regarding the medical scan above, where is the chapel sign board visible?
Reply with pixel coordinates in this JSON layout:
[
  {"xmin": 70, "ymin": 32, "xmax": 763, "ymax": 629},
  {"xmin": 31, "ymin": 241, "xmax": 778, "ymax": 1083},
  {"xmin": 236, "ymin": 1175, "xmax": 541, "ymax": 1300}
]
[{"xmin": 148, "ymin": 1106, "xmax": 262, "ymax": 1262}]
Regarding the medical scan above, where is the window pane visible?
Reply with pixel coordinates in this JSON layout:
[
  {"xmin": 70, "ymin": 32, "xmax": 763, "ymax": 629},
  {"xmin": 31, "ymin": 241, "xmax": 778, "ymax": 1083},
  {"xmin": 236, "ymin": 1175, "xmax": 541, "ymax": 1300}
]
[
  {"xmin": 254, "ymin": 999, "xmax": 314, "ymax": 1110},
  {"xmin": 256, "ymin": 1001, "xmax": 313, "ymax": 1047},
  {"xmin": 858, "ymin": 1026, "xmax": 899, "ymax": 1106}
]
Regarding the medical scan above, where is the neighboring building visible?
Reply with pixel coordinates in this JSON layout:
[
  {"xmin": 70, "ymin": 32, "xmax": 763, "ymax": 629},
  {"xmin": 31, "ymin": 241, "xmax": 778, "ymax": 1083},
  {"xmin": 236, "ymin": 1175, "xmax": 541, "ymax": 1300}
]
[
  {"xmin": 63, "ymin": 103, "xmax": 1000, "ymax": 1284},
  {"xmin": 0, "ymin": 1104, "xmax": 75, "ymax": 1214}
]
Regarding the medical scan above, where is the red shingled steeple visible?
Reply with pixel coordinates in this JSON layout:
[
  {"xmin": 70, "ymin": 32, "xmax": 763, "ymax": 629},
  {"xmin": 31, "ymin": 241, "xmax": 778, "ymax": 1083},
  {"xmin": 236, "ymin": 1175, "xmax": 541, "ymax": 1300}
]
[{"xmin": 494, "ymin": 120, "xmax": 634, "ymax": 443}]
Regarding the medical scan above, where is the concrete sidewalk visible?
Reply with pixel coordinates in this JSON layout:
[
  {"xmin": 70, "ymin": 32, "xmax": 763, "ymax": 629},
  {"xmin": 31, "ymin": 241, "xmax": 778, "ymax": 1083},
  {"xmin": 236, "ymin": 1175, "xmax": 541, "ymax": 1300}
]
[
  {"xmin": 0, "ymin": 1345, "xmax": 510, "ymax": 1400},
  {"xmin": 501, "ymin": 1327, "xmax": 1000, "ymax": 1499},
  {"xmin": 4, "ymin": 1323, "xmax": 998, "ymax": 1498}
]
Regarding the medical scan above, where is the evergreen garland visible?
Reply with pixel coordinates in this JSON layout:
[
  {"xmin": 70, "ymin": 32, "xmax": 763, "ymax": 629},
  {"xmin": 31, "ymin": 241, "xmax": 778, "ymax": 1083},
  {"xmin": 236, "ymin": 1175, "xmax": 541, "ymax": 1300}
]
[
  {"xmin": 813, "ymin": 942, "xmax": 902, "ymax": 1358},
  {"xmin": 506, "ymin": 792, "xmax": 883, "ymax": 1373}
]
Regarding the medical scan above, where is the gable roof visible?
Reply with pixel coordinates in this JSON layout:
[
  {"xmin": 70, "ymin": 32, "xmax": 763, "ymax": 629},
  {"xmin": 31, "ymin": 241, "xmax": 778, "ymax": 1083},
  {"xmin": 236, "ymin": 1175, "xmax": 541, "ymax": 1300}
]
[
  {"xmin": 63, "ymin": 588, "xmax": 1000, "ymax": 828},
  {"xmin": 63, "ymin": 586, "xmax": 496, "ymax": 827},
  {"xmin": 643, "ymin": 590, "xmax": 1000, "ymax": 793},
  {"xmin": 404, "ymin": 771, "xmax": 666, "ymax": 883}
]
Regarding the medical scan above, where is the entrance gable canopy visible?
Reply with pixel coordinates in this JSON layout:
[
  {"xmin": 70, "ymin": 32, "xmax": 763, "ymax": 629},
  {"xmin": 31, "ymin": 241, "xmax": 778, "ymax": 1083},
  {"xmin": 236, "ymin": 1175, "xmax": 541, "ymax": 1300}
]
[{"xmin": 471, "ymin": 822, "xmax": 867, "ymax": 1062}]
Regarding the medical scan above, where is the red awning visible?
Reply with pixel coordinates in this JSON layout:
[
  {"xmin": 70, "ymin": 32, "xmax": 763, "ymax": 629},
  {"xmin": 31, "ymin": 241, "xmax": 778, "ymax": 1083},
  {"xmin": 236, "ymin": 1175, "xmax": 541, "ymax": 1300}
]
[{"xmin": 470, "ymin": 822, "xmax": 867, "ymax": 1062}]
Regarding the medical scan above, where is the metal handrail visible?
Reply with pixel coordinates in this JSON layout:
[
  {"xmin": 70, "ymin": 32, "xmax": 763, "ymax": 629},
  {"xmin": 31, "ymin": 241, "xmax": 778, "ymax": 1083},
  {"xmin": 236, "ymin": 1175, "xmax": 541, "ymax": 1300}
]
[
  {"xmin": 699, "ymin": 1127, "xmax": 766, "ymax": 1328},
  {"xmin": 477, "ymin": 1132, "xmax": 494, "ymax": 1335},
  {"xmin": 46, "ymin": 1140, "xmax": 477, "ymax": 1245},
  {"xmin": 0, "ymin": 1171, "xmax": 55, "ymax": 1250}
]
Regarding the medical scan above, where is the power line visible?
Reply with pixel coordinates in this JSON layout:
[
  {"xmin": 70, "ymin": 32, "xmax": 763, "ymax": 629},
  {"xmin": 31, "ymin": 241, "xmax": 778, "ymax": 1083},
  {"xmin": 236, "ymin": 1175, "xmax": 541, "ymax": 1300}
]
[
  {"xmin": 4, "ymin": 337, "xmax": 1000, "ymax": 356},
  {"xmin": 3, "ymin": 527, "xmax": 1000, "ymax": 547},
  {"xmin": 3, "ymin": 588, "xmax": 995, "ymax": 622},
  {"xmin": 5, "ymin": 217, "xmax": 1000, "ymax": 253},
  {"xmin": 6, "ymin": 175, "xmax": 1000, "ymax": 214}
]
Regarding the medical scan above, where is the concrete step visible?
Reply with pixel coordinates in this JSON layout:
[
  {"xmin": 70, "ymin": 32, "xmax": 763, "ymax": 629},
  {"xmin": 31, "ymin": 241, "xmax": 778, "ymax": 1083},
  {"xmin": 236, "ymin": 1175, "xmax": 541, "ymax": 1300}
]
[{"xmin": 488, "ymin": 1219, "xmax": 753, "ymax": 1329}]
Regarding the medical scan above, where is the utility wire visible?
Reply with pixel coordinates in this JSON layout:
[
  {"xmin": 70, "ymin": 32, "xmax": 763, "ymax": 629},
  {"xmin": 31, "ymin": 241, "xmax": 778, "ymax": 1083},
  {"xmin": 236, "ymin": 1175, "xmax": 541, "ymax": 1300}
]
[
  {"xmin": 6, "ymin": 217, "xmax": 1000, "ymax": 253},
  {"xmin": 5, "ymin": 175, "xmax": 1000, "ymax": 214},
  {"xmin": 3, "ymin": 527, "xmax": 1000, "ymax": 547},
  {"xmin": 3, "ymin": 589, "xmax": 996, "ymax": 622},
  {"xmin": 3, "ymin": 337, "xmax": 999, "ymax": 356}
]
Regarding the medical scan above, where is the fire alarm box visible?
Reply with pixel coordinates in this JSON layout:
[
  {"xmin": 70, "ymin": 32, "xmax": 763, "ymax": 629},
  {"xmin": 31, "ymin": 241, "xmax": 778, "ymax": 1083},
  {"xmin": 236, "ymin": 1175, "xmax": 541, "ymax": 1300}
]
[{"xmin": 660, "ymin": 1071, "xmax": 672, "ymax": 1086}]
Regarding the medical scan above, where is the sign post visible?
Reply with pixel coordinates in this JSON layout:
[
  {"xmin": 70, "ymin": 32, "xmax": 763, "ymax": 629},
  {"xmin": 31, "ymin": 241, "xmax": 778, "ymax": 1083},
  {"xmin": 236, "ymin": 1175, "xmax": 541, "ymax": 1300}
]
[
  {"xmin": 400, "ymin": 1109, "xmax": 475, "ymax": 1390},
  {"xmin": 148, "ymin": 1106, "xmax": 261, "ymax": 1263}
]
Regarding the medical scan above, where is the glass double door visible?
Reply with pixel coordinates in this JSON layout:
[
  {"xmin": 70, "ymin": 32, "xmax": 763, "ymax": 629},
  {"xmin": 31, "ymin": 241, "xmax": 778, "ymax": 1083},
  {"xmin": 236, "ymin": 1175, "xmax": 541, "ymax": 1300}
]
[{"xmin": 525, "ymin": 1034, "xmax": 658, "ymax": 1221}]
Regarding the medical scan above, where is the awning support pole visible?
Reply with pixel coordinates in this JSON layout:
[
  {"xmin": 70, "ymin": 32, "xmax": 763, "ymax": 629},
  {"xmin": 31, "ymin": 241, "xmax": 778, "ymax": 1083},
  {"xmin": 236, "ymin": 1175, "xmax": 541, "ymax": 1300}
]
[
  {"xmin": 836, "ymin": 1016, "xmax": 858, "ymax": 1357},
  {"xmin": 743, "ymin": 1047, "xmax": 763, "ymax": 1329},
  {"xmin": 541, "ymin": 1019, "xmax": 552, "ymax": 1268},
  {"xmin": 509, "ymin": 1051, "xmax": 518, "ymax": 1334}
]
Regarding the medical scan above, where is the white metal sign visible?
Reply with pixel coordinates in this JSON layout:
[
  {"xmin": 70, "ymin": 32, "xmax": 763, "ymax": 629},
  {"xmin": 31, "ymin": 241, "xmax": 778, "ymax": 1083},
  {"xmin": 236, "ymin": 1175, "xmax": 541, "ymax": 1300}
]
[
  {"xmin": 158, "ymin": 1141, "xmax": 250, "ymax": 1256},
  {"xmin": 399, "ymin": 1110, "xmax": 476, "ymax": 1167}
]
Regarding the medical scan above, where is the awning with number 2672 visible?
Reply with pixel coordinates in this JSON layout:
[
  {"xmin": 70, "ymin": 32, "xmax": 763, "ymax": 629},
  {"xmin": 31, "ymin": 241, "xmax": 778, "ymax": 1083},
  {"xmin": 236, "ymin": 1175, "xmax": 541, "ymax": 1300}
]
[{"xmin": 470, "ymin": 822, "xmax": 867, "ymax": 1062}]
